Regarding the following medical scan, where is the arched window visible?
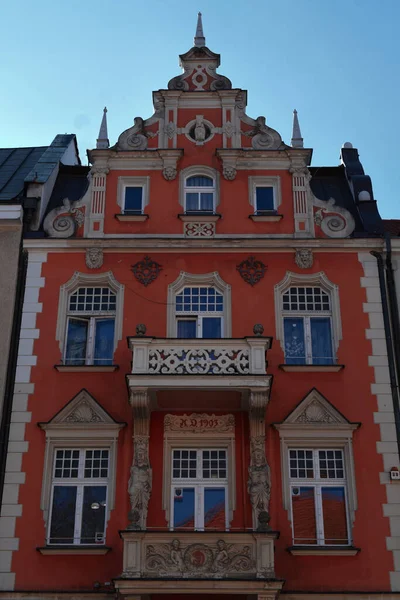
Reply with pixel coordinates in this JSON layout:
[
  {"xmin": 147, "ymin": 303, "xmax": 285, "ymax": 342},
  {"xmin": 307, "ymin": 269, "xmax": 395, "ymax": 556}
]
[
  {"xmin": 184, "ymin": 175, "xmax": 215, "ymax": 213},
  {"xmin": 274, "ymin": 272, "xmax": 341, "ymax": 366},
  {"xmin": 175, "ymin": 286, "xmax": 224, "ymax": 338}
]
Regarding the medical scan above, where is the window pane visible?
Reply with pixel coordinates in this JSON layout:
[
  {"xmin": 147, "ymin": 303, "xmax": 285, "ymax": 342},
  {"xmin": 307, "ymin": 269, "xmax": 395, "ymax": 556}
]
[
  {"xmin": 292, "ymin": 486, "xmax": 317, "ymax": 545},
  {"xmin": 204, "ymin": 488, "xmax": 225, "ymax": 530},
  {"xmin": 321, "ymin": 486, "xmax": 348, "ymax": 544},
  {"xmin": 284, "ymin": 318, "xmax": 306, "ymax": 364},
  {"xmin": 49, "ymin": 486, "xmax": 77, "ymax": 544},
  {"xmin": 186, "ymin": 176, "xmax": 213, "ymax": 187},
  {"xmin": 256, "ymin": 187, "xmax": 274, "ymax": 211},
  {"xmin": 94, "ymin": 318, "xmax": 115, "ymax": 365},
  {"xmin": 202, "ymin": 317, "xmax": 222, "ymax": 339},
  {"xmin": 177, "ymin": 320, "xmax": 197, "ymax": 338},
  {"xmin": 124, "ymin": 187, "xmax": 143, "ymax": 213},
  {"xmin": 65, "ymin": 318, "xmax": 88, "ymax": 365},
  {"xmin": 186, "ymin": 192, "xmax": 199, "ymax": 211},
  {"xmin": 173, "ymin": 488, "xmax": 195, "ymax": 529},
  {"xmin": 200, "ymin": 193, "xmax": 214, "ymax": 211},
  {"xmin": 311, "ymin": 318, "xmax": 333, "ymax": 365},
  {"xmin": 80, "ymin": 486, "xmax": 107, "ymax": 544}
]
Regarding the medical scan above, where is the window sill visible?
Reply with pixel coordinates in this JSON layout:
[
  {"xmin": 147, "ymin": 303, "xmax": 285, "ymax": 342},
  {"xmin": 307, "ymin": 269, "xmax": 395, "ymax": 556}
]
[
  {"xmin": 279, "ymin": 364, "xmax": 344, "ymax": 373},
  {"xmin": 287, "ymin": 545, "xmax": 360, "ymax": 556},
  {"xmin": 249, "ymin": 213, "xmax": 283, "ymax": 222},
  {"xmin": 115, "ymin": 213, "xmax": 149, "ymax": 222},
  {"xmin": 178, "ymin": 213, "xmax": 221, "ymax": 222},
  {"xmin": 37, "ymin": 545, "xmax": 111, "ymax": 555},
  {"xmin": 54, "ymin": 365, "xmax": 119, "ymax": 373}
]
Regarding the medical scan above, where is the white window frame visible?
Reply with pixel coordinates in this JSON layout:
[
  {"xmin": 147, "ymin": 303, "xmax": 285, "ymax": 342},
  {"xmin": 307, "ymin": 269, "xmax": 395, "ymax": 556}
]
[
  {"xmin": 48, "ymin": 447, "xmax": 110, "ymax": 545},
  {"xmin": 288, "ymin": 448, "xmax": 350, "ymax": 546},
  {"xmin": 117, "ymin": 176, "xmax": 150, "ymax": 214},
  {"xmin": 167, "ymin": 271, "xmax": 231, "ymax": 338},
  {"xmin": 248, "ymin": 176, "xmax": 281, "ymax": 213},
  {"xmin": 282, "ymin": 286, "xmax": 333, "ymax": 365},
  {"xmin": 179, "ymin": 166, "xmax": 220, "ymax": 212},
  {"xmin": 274, "ymin": 388, "xmax": 359, "ymax": 543},
  {"xmin": 39, "ymin": 389, "xmax": 125, "ymax": 541},
  {"xmin": 274, "ymin": 271, "xmax": 342, "ymax": 360},
  {"xmin": 64, "ymin": 287, "xmax": 116, "ymax": 366},
  {"xmin": 184, "ymin": 175, "xmax": 216, "ymax": 213},
  {"xmin": 175, "ymin": 285, "xmax": 224, "ymax": 339},
  {"xmin": 163, "ymin": 414, "xmax": 236, "ymax": 527},
  {"xmin": 56, "ymin": 271, "xmax": 124, "ymax": 362},
  {"xmin": 170, "ymin": 448, "xmax": 229, "ymax": 531}
]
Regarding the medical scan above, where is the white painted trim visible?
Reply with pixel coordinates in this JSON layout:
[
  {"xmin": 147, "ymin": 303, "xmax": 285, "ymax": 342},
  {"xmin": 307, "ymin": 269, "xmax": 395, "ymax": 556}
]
[
  {"xmin": 0, "ymin": 206, "xmax": 23, "ymax": 220},
  {"xmin": 274, "ymin": 271, "xmax": 342, "ymax": 355},
  {"xmin": 166, "ymin": 271, "xmax": 231, "ymax": 337},
  {"xmin": 179, "ymin": 166, "xmax": 220, "ymax": 210},
  {"xmin": 248, "ymin": 176, "xmax": 281, "ymax": 212},
  {"xmin": 55, "ymin": 271, "xmax": 124, "ymax": 355},
  {"xmin": 116, "ymin": 176, "xmax": 150, "ymax": 214}
]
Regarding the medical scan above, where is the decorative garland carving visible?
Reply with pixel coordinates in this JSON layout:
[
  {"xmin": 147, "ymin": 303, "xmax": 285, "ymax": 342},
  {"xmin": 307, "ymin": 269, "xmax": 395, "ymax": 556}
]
[
  {"xmin": 236, "ymin": 256, "xmax": 267, "ymax": 286},
  {"xmin": 294, "ymin": 249, "xmax": 313, "ymax": 269},
  {"xmin": 131, "ymin": 255, "xmax": 163, "ymax": 286},
  {"xmin": 144, "ymin": 539, "xmax": 255, "ymax": 577},
  {"xmin": 85, "ymin": 248, "xmax": 103, "ymax": 270},
  {"xmin": 164, "ymin": 413, "xmax": 235, "ymax": 433}
]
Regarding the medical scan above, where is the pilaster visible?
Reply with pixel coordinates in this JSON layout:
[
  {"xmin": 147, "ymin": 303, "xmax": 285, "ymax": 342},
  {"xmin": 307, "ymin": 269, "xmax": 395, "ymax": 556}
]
[{"xmin": 89, "ymin": 166, "xmax": 109, "ymax": 236}]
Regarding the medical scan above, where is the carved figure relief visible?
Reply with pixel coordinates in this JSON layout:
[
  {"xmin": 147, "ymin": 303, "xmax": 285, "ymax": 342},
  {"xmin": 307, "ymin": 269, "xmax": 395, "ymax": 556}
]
[
  {"xmin": 236, "ymin": 256, "xmax": 267, "ymax": 286},
  {"xmin": 194, "ymin": 115, "xmax": 206, "ymax": 143},
  {"xmin": 162, "ymin": 167, "xmax": 177, "ymax": 181},
  {"xmin": 248, "ymin": 436, "xmax": 271, "ymax": 530},
  {"xmin": 131, "ymin": 255, "xmax": 163, "ymax": 286},
  {"xmin": 128, "ymin": 436, "xmax": 152, "ymax": 530},
  {"xmin": 145, "ymin": 538, "xmax": 254, "ymax": 577},
  {"xmin": 294, "ymin": 248, "xmax": 313, "ymax": 270},
  {"xmin": 85, "ymin": 248, "xmax": 103, "ymax": 270},
  {"xmin": 222, "ymin": 166, "xmax": 237, "ymax": 181}
]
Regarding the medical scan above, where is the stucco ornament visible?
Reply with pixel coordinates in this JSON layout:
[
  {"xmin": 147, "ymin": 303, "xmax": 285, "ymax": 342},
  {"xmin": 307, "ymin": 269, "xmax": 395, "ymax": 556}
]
[
  {"xmin": 131, "ymin": 255, "xmax": 163, "ymax": 286},
  {"xmin": 85, "ymin": 248, "xmax": 103, "ymax": 270},
  {"xmin": 116, "ymin": 117, "xmax": 149, "ymax": 151},
  {"xmin": 248, "ymin": 436, "xmax": 271, "ymax": 530},
  {"xmin": 145, "ymin": 538, "xmax": 254, "ymax": 577},
  {"xmin": 236, "ymin": 256, "xmax": 267, "ymax": 286},
  {"xmin": 294, "ymin": 248, "xmax": 313, "ymax": 269},
  {"xmin": 223, "ymin": 166, "xmax": 237, "ymax": 181},
  {"xmin": 162, "ymin": 167, "xmax": 177, "ymax": 181},
  {"xmin": 194, "ymin": 115, "xmax": 207, "ymax": 144},
  {"xmin": 65, "ymin": 400, "xmax": 102, "ymax": 423},
  {"xmin": 312, "ymin": 194, "xmax": 355, "ymax": 238},
  {"xmin": 43, "ymin": 198, "xmax": 78, "ymax": 238},
  {"xmin": 128, "ymin": 437, "xmax": 152, "ymax": 530}
]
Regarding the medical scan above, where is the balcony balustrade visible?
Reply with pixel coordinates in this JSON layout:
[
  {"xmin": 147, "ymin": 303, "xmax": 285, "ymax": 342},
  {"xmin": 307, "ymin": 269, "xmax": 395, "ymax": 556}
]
[
  {"xmin": 119, "ymin": 530, "xmax": 278, "ymax": 580},
  {"xmin": 127, "ymin": 336, "xmax": 272, "ymax": 391}
]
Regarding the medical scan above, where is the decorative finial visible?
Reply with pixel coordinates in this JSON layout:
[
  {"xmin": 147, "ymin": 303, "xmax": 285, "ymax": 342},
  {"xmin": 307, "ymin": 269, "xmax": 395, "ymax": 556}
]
[
  {"xmin": 194, "ymin": 12, "xmax": 206, "ymax": 47},
  {"xmin": 96, "ymin": 107, "xmax": 109, "ymax": 150},
  {"xmin": 291, "ymin": 109, "xmax": 303, "ymax": 149}
]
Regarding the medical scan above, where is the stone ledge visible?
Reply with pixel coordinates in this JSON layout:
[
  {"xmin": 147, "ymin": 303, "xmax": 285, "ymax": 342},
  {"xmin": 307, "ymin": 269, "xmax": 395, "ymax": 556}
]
[
  {"xmin": 178, "ymin": 213, "xmax": 221, "ymax": 222},
  {"xmin": 115, "ymin": 213, "xmax": 149, "ymax": 222},
  {"xmin": 287, "ymin": 545, "xmax": 360, "ymax": 556},
  {"xmin": 249, "ymin": 213, "xmax": 283, "ymax": 222},
  {"xmin": 37, "ymin": 545, "xmax": 111, "ymax": 555},
  {"xmin": 54, "ymin": 365, "xmax": 119, "ymax": 373},
  {"xmin": 279, "ymin": 364, "xmax": 344, "ymax": 373}
]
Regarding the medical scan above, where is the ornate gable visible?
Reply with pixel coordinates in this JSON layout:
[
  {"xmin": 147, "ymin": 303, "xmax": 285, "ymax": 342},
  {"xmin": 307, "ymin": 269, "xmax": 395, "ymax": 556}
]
[
  {"xmin": 39, "ymin": 389, "xmax": 124, "ymax": 430},
  {"xmin": 277, "ymin": 388, "xmax": 359, "ymax": 428}
]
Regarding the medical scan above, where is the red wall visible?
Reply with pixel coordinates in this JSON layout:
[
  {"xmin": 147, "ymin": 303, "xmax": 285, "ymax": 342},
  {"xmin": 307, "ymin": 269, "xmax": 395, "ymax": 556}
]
[{"xmin": 11, "ymin": 250, "xmax": 393, "ymax": 591}]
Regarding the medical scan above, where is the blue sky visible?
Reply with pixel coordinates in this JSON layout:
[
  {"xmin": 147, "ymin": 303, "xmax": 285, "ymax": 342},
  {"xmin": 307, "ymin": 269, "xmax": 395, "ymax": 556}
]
[{"xmin": 1, "ymin": 0, "xmax": 399, "ymax": 217}]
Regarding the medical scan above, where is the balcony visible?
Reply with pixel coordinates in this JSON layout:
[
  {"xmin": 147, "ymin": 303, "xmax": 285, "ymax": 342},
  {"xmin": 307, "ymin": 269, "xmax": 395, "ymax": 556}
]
[
  {"xmin": 117, "ymin": 531, "xmax": 280, "ymax": 587},
  {"xmin": 127, "ymin": 336, "xmax": 272, "ymax": 391}
]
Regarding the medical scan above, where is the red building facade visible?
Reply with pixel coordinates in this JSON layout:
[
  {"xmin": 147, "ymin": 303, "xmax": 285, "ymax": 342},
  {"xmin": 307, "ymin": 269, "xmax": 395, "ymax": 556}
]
[{"xmin": 1, "ymin": 15, "xmax": 399, "ymax": 600}]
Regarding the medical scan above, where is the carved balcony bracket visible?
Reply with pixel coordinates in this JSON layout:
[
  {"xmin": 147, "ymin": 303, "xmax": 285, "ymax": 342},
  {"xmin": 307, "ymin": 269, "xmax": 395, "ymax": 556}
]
[
  {"xmin": 247, "ymin": 390, "xmax": 271, "ymax": 531},
  {"xmin": 127, "ymin": 389, "xmax": 152, "ymax": 531}
]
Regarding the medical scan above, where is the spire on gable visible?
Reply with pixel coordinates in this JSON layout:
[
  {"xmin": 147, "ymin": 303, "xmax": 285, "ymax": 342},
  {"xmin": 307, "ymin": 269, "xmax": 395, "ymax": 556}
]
[
  {"xmin": 194, "ymin": 12, "xmax": 205, "ymax": 47},
  {"xmin": 291, "ymin": 109, "xmax": 304, "ymax": 148},
  {"xmin": 96, "ymin": 107, "xmax": 109, "ymax": 150}
]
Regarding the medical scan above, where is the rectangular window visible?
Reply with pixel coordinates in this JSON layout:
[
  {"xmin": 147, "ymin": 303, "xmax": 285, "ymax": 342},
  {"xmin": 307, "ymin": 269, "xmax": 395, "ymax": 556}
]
[
  {"xmin": 284, "ymin": 317, "xmax": 333, "ymax": 365},
  {"xmin": 289, "ymin": 448, "xmax": 349, "ymax": 546},
  {"xmin": 49, "ymin": 449, "xmax": 109, "ymax": 545},
  {"xmin": 176, "ymin": 316, "xmax": 222, "ymax": 339},
  {"xmin": 255, "ymin": 186, "xmax": 274, "ymax": 212},
  {"xmin": 124, "ymin": 186, "xmax": 143, "ymax": 214},
  {"xmin": 65, "ymin": 317, "xmax": 115, "ymax": 365},
  {"xmin": 171, "ymin": 449, "xmax": 228, "ymax": 530}
]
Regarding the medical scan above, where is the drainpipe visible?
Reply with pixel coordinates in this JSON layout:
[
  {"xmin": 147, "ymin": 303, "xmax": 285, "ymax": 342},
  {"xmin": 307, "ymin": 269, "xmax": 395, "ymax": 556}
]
[
  {"xmin": 0, "ymin": 247, "xmax": 28, "ymax": 506},
  {"xmin": 385, "ymin": 232, "xmax": 400, "ymax": 381},
  {"xmin": 371, "ymin": 250, "xmax": 400, "ymax": 459}
]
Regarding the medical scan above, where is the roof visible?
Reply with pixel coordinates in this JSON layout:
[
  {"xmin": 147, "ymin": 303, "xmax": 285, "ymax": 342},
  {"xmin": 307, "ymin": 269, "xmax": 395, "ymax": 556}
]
[
  {"xmin": 0, "ymin": 146, "xmax": 47, "ymax": 202},
  {"xmin": 44, "ymin": 163, "xmax": 90, "ymax": 220},
  {"xmin": 383, "ymin": 220, "xmax": 400, "ymax": 236},
  {"xmin": 24, "ymin": 134, "xmax": 79, "ymax": 184}
]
